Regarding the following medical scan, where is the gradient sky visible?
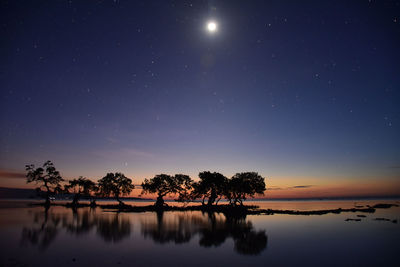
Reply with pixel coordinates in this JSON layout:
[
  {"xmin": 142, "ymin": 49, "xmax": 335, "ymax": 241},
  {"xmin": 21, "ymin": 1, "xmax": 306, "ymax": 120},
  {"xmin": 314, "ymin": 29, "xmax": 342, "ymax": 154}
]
[{"xmin": 1, "ymin": 0, "xmax": 399, "ymax": 198}]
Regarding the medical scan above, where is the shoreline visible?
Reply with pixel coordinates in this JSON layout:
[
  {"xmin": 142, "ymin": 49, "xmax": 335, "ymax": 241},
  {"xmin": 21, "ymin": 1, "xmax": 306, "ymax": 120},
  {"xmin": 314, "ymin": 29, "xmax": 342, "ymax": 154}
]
[{"xmin": 23, "ymin": 201, "xmax": 399, "ymax": 217}]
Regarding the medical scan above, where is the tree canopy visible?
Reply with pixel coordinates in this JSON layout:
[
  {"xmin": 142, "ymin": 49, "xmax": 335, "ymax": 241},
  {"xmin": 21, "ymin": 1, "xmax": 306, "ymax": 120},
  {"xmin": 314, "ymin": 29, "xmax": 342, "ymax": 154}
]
[
  {"xmin": 25, "ymin": 160, "xmax": 64, "ymax": 206},
  {"xmin": 141, "ymin": 174, "xmax": 193, "ymax": 207},
  {"xmin": 24, "ymin": 160, "xmax": 267, "ymax": 208},
  {"xmin": 225, "ymin": 172, "xmax": 266, "ymax": 206},
  {"xmin": 192, "ymin": 171, "xmax": 228, "ymax": 206},
  {"xmin": 98, "ymin": 172, "xmax": 134, "ymax": 205},
  {"xmin": 65, "ymin": 176, "xmax": 97, "ymax": 205}
]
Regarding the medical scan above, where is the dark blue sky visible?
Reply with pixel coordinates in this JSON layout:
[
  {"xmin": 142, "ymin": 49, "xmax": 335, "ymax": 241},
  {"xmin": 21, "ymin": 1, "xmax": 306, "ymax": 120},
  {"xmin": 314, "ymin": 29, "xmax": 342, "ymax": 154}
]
[{"xmin": 1, "ymin": 0, "xmax": 399, "ymax": 196}]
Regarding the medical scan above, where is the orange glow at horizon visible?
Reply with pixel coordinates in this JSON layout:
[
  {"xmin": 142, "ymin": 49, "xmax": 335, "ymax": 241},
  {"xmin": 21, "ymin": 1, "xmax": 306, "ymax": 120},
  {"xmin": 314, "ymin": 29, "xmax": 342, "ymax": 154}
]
[{"xmin": 1, "ymin": 169, "xmax": 399, "ymax": 199}]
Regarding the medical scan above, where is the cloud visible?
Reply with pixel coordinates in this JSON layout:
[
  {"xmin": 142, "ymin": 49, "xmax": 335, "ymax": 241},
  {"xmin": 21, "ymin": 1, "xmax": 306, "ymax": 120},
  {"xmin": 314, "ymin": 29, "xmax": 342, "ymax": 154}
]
[
  {"xmin": 267, "ymin": 185, "xmax": 314, "ymax": 191},
  {"xmin": 267, "ymin": 186, "xmax": 283, "ymax": 190},
  {"xmin": 291, "ymin": 185, "xmax": 314, "ymax": 189},
  {"xmin": 0, "ymin": 169, "xmax": 26, "ymax": 179},
  {"xmin": 388, "ymin": 166, "xmax": 400, "ymax": 169}
]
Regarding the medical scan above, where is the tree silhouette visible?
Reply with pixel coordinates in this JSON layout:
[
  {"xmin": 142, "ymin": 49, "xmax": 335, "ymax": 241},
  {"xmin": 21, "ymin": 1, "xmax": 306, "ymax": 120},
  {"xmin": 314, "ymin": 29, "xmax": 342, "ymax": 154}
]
[
  {"xmin": 25, "ymin": 160, "xmax": 64, "ymax": 206},
  {"xmin": 98, "ymin": 172, "xmax": 134, "ymax": 205},
  {"xmin": 64, "ymin": 176, "xmax": 97, "ymax": 206},
  {"xmin": 225, "ymin": 172, "xmax": 266, "ymax": 206},
  {"xmin": 141, "ymin": 174, "xmax": 193, "ymax": 208},
  {"xmin": 192, "ymin": 171, "xmax": 228, "ymax": 206}
]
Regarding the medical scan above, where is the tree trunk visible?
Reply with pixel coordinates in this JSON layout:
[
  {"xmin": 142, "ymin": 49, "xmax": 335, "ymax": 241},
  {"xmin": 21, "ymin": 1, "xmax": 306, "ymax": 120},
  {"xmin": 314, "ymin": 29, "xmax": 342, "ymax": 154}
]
[
  {"xmin": 90, "ymin": 198, "xmax": 97, "ymax": 207},
  {"xmin": 44, "ymin": 183, "xmax": 51, "ymax": 207},
  {"xmin": 72, "ymin": 194, "xmax": 79, "ymax": 206},
  {"xmin": 45, "ymin": 196, "xmax": 50, "ymax": 207},
  {"xmin": 155, "ymin": 195, "xmax": 164, "ymax": 208},
  {"xmin": 116, "ymin": 195, "xmax": 124, "ymax": 206},
  {"xmin": 207, "ymin": 190, "xmax": 216, "ymax": 207},
  {"xmin": 233, "ymin": 198, "xmax": 239, "ymax": 206}
]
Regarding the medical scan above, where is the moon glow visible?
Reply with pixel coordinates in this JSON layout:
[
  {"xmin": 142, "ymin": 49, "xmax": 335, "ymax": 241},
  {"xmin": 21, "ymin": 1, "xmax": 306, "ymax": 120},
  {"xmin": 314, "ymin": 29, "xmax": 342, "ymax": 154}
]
[{"xmin": 207, "ymin": 21, "xmax": 217, "ymax": 33}]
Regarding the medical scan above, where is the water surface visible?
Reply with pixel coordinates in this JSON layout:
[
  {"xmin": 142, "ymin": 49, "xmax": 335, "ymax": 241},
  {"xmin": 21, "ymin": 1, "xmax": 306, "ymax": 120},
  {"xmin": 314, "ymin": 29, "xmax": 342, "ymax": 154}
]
[{"xmin": 0, "ymin": 200, "xmax": 399, "ymax": 266}]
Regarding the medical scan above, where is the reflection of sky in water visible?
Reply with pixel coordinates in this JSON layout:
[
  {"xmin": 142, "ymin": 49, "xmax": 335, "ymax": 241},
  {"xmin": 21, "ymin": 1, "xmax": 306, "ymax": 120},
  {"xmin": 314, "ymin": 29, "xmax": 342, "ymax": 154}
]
[{"xmin": 0, "ymin": 200, "xmax": 399, "ymax": 266}]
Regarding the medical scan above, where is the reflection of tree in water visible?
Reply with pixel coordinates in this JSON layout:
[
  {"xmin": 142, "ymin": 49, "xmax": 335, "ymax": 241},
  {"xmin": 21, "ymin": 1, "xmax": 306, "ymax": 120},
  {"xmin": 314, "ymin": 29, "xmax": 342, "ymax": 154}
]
[
  {"xmin": 96, "ymin": 213, "xmax": 131, "ymax": 243},
  {"xmin": 64, "ymin": 208, "xmax": 131, "ymax": 243},
  {"xmin": 234, "ymin": 230, "xmax": 268, "ymax": 255},
  {"xmin": 21, "ymin": 207, "xmax": 60, "ymax": 251},
  {"xmin": 141, "ymin": 211, "xmax": 268, "ymax": 255},
  {"xmin": 21, "ymin": 207, "xmax": 131, "ymax": 250},
  {"xmin": 198, "ymin": 212, "xmax": 230, "ymax": 247},
  {"xmin": 146, "ymin": 211, "xmax": 195, "ymax": 244},
  {"xmin": 63, "ymin": 208, "xmax": 96, "ymax": 235}
]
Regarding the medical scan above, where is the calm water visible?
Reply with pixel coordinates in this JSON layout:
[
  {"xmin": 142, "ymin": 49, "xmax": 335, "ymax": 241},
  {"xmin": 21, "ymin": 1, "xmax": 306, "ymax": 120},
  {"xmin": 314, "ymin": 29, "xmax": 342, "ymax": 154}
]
[{"xmin": 0, "ymin": 200, "xmax": 399, "ymax": 266}]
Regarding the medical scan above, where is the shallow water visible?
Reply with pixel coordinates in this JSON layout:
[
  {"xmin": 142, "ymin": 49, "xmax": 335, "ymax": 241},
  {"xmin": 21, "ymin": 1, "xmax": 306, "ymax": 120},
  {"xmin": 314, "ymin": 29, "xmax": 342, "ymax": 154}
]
[{"xmin": 0, "ymin": 200, "xmax": 399, "ymax": 266}]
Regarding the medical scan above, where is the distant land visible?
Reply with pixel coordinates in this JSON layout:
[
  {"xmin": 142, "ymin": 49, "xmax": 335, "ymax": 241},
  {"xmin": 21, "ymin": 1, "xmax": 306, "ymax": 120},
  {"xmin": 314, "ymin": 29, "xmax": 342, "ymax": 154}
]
[
  {"xmin": 0, "ymin": 187, "xmax": 152, "ymax": 201},
  {"xmin": 0, "ymin": 187, "xmax": 399, "ymax": 201},
  {"xmin": 252, "ymin": 196, "xmax": 400, "ymax": 201},
  {"xmin": 0, "ymin": 187, "xmax": 38, "ymax": 199}
]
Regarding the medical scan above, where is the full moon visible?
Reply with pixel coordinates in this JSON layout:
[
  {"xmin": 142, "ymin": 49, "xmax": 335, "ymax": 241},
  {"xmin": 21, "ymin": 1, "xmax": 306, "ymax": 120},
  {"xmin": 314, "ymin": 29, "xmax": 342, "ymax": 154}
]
[{"xmin": 207, "ymin": 21, "xmax": 217, "ymax": 33}]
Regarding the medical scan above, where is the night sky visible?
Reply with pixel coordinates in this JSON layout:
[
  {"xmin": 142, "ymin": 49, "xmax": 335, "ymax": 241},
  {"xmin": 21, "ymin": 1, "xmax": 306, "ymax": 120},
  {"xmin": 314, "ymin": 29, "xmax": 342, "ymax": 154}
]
[{"xmin": 1, "ymin": 0, "xmax": 399, "ymax": 198}]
